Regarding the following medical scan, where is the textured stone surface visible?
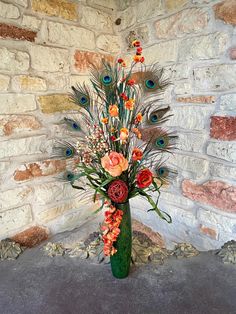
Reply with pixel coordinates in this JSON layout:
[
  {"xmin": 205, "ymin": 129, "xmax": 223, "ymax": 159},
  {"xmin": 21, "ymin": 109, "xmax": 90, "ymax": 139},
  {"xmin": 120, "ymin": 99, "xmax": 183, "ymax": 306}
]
[
  {"xmin": 166, "ymin": 106, "xmax": 214, "ymax": 130},
  {"xmin": 194, "ymin": 64, "xmax": 236, "ymax": 91},
  {"xmin": 0, "ymin": 94, "xmax": 36, "ymax": 114},
  {"xmin": 0, "ymin": 187, "xmax": 32, "ymax": 212},
  {"xmin": 80, "ymin": 6, "xmax": 113, "ymax": 32},
  {"xmin": 11, "ymin": 226, "xmax": 49, "ymax": 247},
  {"xmin": 219, "ymin": 94, "xmax": 236, "ymax": 112},
  {"xmin": 117, "ymin": 7, "xmax": 136, "ymax": 31},
  {"xmin": 12, "ymin": 75, "xmax": 46, "ymax": 92},
  {"xmin": 176, "ymin": 95, "xmax": 216, "ymax": 104},
  {"xmin": 177, "ymin": 132, "xmax": 207, "ymax": 153},
  {"xmin": 0, "ymin": 74, "xmax": 10, "ymax": 91},
  {"xmin": 179, "ymin": 33, "xmax": 229, "ymax": 61},
  {"xmin": 200, "ymin": 225, "xmax": 218, "ymax": 239},
  {"xmin": 74, "ymin": 50, "xmax": 114, "ymax": 73},
  {"xmin": 0, "ymin": 47, "xmax": 29, "ymax": 73},
  {"xmin": 0, "ymin": 2, "xmax": 20, "ymax": 19},
  {"xmin": 198, "ymin": 208, "xmax": 236, "ymax": 233},
  {"xmin": 156, "ymin": 9, "xmax": 208, "ymax": 39},
  {"xmin": 0, "ymin": 115, "xmax": 41, "ymax": 136},
  {"xmin": 207, "ymin": 141, "xmax": 236, "ymax": 163},
  {"xmin": 12, "ymin": 0, "xmax": 28, "ymax": 7},
  {"xmin": 0, "ymin": 23, "xmax": 36, "ymax": 42},
  {"xmin": 44, "ymin": 73, "xmax": 68, "ymax": 91},
  {"xmin": 87, "ymin": 0, "xmax": 116, "ymax": 9},
  {"xmin": 209, "ymin": 163, "xmax": 236, "ymax": 181},
  {"xmin": 30, "ymin": 45, "xmax": 69, "ymax": 73},
  {"xmin": 14, "ymin": 160, "xmax": 66, "ymax": 181},
  {"xmin": 0, "ymin": 136, "xmax": 46, "ymax": 158},
  {"xmin": 47, "ymin": 22, "xmax": 95, "ymax": 49},
  {"xmin": 132, "ymin": 219, "xmax": 165, "ymax": 247},
  {"xmin": 174, "ymin": 80, "xmax": 192, "ymax": 95},
  {"xmin": 210, "ymin": 116, "xmax": 236, "ymax": 140},
  {"xmin": 144, "ymin": 40, "xmax": 179, "ymax": 64},
  {"xmin": 229, "ymin": 47, "xmax": 236, "ymax": 60},
  {"xmin": 38, "ymin": 94, "xmax": 78, "ymax": 113},
  {"xmin": 165, "ymin": 0, "xmax": 189, "ymax": 11},
  {"xmin": 136, "ymin": 0, "xmax": 164, "ymax": 22},
  {"xmin": 0, "ymin": 205, "xmax": 32, "ymax": 237},
  {"xmin": 182, "ymin": 180, "xmax": 236, "ymax": 212},
  {"xmin": 214, "ymin": 0, "xmax": 236, "ymax": 26},
  {"xmin": 168, "ymin": 154, "xmax": 209, "ymax": 178},
  {"xmin": 96, "ymin": 34, "xmax": 120, "ymax": 53},
  {"xmin": 31, "ymin": 0, "xmax": 78, "ymax": 21},
  {"xmin": 22, "ymin": 15, "xmax": 41, "ymax": 30}
]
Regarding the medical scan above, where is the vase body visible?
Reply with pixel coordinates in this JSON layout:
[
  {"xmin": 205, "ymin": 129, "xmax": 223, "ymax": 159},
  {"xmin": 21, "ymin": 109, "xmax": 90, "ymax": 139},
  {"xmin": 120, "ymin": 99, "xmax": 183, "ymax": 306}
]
[{"xmin": 110, "ymin": 201, "xmax": 132, "ymax": 279}]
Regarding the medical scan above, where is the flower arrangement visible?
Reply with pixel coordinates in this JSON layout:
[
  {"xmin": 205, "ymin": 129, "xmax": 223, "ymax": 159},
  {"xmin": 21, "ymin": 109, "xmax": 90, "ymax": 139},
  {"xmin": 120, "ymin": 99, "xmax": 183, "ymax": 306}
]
[{"xmin": 52, "ymin": 40, "xmax": 177, "ymax": 275}]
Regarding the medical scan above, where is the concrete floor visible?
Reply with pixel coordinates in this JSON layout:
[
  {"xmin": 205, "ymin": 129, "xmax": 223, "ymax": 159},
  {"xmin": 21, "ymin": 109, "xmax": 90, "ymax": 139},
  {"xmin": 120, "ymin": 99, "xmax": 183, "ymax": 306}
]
[{"xmin": 0, "ymin": 243, "xmax": 236, "ymax": 314}]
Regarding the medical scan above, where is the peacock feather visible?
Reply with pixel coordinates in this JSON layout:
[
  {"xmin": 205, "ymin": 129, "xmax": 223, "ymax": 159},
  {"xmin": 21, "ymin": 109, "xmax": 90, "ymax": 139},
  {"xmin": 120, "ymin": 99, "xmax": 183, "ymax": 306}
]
[
  {"xmin": 63, "ymin": 117, "xmax": 82, "ymax": 132},
  {"xmin": 139, "ymin": 127, "xmax": 177, "ymax": 152},
  {"xmin": 146, "ymin": 106, "xmax": 172, "ymax": 126},
  {"xmin": 51, "ymin": 141, "xmax": 77, "ymax": 159},
  {"xmin": 131, "ymin": 63, "xmax": 171, "ymax": 95},
  {"xmin": 70, "ymin": 83, "xmax": 91, "ymax": 109},
  {"xmin": 155, "ymin": 163, "xmax": 177, "ymax": 184}
]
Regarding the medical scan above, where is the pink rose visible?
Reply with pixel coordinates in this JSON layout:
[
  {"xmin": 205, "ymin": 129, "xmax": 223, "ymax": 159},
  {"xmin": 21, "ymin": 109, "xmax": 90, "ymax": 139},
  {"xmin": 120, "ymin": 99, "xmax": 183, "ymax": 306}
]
[{"xmin": 101, "ymin": 151, "xmax": 128, "ymax": 177}]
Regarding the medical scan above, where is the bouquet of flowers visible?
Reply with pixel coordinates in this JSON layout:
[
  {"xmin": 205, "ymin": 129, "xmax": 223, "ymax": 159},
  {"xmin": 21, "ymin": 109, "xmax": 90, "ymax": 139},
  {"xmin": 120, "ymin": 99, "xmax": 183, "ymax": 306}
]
[{"xmin": 53, "ymin": 40, "xmax": 176, "ymax": 277}]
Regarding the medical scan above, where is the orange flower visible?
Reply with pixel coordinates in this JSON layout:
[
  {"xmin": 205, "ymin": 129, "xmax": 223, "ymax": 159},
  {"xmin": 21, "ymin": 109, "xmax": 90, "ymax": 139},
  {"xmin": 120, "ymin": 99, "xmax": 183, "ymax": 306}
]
[
  {"xmin": 125, "ymin": 99, "xmax": 134, "ymax": 110},
  {"xmin": 132, "ymin": 127, "xmax": 142, "ymax": 139},
  {"xmin": 120, "ymin": 128, "xmax": 129, "ymax": 141},
  {"xmin": 121, "ymin": 61, "xmax": 126, "ymax": 67},
  {"xmin": 133, "ymin": 55, "xmax": 142, "ymax": 62},
  {"xmin": 135, "ymin": 112, "xmax": 143, "ymax": 124},
  {"xmin": 109, "ymin": 104, "xmax": 119, "ymax": 117},
  {"xmin": 101, "ymin": 151, "xmax": 128, "ymax": 177},
  {"xmin": 127, "ymin": 79, "xmax": 135, "ymax": 86},
  {"xmin": 132, "ymin": 148, "xmax": 143, "ymax": 161},
  {"xmin": 101, "ymin": 117, "xmax": 108, "ymax": 124}
]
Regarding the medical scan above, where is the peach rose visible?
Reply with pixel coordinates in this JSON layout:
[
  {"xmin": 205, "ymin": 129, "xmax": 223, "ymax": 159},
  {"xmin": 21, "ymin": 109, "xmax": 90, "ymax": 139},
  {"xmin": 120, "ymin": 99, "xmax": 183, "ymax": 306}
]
[{"xmin": 101, "ymin": 151, "xmax": 128, "ymax": 177}]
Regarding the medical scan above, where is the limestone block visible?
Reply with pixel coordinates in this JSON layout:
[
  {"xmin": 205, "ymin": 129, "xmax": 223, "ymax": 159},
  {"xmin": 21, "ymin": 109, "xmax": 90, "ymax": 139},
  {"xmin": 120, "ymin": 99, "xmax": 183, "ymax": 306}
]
[
  {"xmin": 80, "ymin": 6, "xmax": 113, "ymax": 33},
  {"xmin": 12, "ymin": 75, "xmax": 47, "ymax": 92},
  {"xmin": 0, "ymin": 94, "xmax": 36, "ymax": 114},
  {"xmin": 29, "ymin": 45, "xmax": 70, "ymax": 73},
  {"xmin": 179, "ymin": 33, "xmax": 229, "ymax": 61},
  {"xmin": 166, "ymin": 105, "xmax": 214, "ymax": 130},
  {"xmin": 0, "ymin": 135, "xmax": 46, "ymax": 158},
  {"xmin": 0, "ymin": 47, "xmax": 29, "ymax": 73},
  {"xmin": 0, "ymin": 115, "xmax": 41, "ymax": 136},
  {"xmin": 0, "ymin": 74, "xmax": 10, "ymax": 91},
  {"xmin": 156, "ymin": 8, "xmax": 208, "ymax": 39},
  {"xmin": 0, "ymin": 205, "xmax": 32, "ymax": 237},
  {"xmin": 97, "ymin": 34, "xmax": 120, "ymax": 53},
  {"xmin": 207, "ymin": 141, "xmax": 236, "ymax": 163},
  {"xmin": 47, "ymin": 21, "xmax": 95, "ymax": 49},
  {"xmin": 0, "ymin": 2, "xmax": 20, "ymax": 19},
  {"xmin": 31, "ymin": 0, "xmax": 78, "ymax": 21},
  {"xmin": 194, "ymin": 64, "xmax": 236, "ymax": 91}
]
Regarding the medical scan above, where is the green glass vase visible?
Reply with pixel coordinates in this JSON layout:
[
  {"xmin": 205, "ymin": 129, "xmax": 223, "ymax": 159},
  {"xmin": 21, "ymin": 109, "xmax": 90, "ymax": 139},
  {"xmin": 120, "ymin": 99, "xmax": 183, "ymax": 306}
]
[{"xmin": 110, "ymin": 201, "xmax": 132, "ymax": 279}]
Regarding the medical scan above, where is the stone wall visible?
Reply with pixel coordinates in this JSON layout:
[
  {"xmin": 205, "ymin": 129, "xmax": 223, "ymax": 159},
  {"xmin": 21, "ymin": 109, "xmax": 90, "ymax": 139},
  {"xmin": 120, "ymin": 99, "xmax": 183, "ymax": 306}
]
[
  {"xmin": 117, "ymin": 0, "xmax": 236, "ymax": 250},
  {"xmin": 0, "ymin": 0, "xmax": 120, "ymax": 240}
]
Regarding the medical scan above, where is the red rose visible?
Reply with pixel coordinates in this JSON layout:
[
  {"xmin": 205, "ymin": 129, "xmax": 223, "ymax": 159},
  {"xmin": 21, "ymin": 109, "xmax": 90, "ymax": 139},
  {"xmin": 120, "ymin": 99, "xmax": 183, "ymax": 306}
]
[
  {"xmin": 117, "ymin": 58, "xmax": 124, "ymax": 63},
  {"xmin": 140, "ymin": 56, "xmax": 145, "ymax": 63},
  {"xmin": 136, "ymin": 168, "xmax": 153, "ymax": 188},
  {"xmin": 108, "ymin": 179, "xmax": 128, "ymax": 203}
]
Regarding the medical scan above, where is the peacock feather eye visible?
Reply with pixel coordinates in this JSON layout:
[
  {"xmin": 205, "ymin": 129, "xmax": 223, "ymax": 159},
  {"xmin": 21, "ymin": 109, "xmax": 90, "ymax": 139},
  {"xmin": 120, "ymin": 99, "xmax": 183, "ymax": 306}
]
[
  {"xmin": 65, "ymin": 147, "xmax": 73, "ymax": 157},
  {"xmin": 150, "ymin": 114, "xmax": 158, "ymax": 123},
  {"xmin": 156, "ymin": 136, "xmax": 168, "ymax": 148},
  {"xmin": 80, "ymin": 96, "xmax": 88, "ymax": 105},
  {"xmin": 145, "ymin": 79, "xmax": 157, "ymax": 89},
  {"xmin": 72, "ymin": 122, "xmax": 79, "ymax": 130},
  {"xmin": 101, "ymin": 74, "xmax": 113, "ymax": 86},
  {"xmin": 158, "ymin": 167, "xmax": 168, "ymax": 177}
]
